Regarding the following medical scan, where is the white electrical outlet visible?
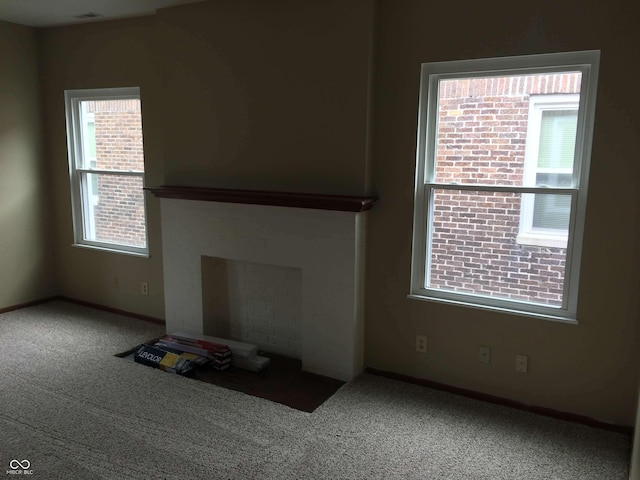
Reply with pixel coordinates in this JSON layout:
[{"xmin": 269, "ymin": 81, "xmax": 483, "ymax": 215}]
[
  {"xmin": 478, "ymin": 345, "xmax": 491, "ymax": 364},
  {"xmin": 141, "ymin": 282, "xmax": 149, "ymax": 296},
  {"xmin": 515, "ymin": 354, "xmax": 528, "ymax": 373},
  {"xmin": 416, "ymin": 335, "xmax": 427, "ymax": 353}
]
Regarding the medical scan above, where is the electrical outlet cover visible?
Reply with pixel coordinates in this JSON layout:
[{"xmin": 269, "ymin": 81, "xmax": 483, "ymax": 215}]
[
  {"xmin": 479, "ymin": 345, "xmax": 491, "ymax": 364},
  {"xmin": 515, "ymin": 354, "xmax": 528, "ymax": 373},
  {"xmin": 416, "ymin": 335, "xmax": 427, "ymax": 353}
]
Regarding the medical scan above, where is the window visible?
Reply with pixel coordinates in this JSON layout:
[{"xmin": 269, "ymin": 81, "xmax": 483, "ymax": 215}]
[
  {"xmin": 64, "ymin": 87, "xmax": 148, "ymax": 256},
  {"xmin": 410, "ymin": 51, "xmax": 599, "ymax": 321},
  {"xmin": 518, "ymin": 94, "xmax": 579, "ymax": 248}
]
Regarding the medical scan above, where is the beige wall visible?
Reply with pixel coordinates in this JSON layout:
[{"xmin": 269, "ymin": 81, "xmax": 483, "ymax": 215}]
[
  {"xmin": 367, "ymin": 0, "xmax": 640, "ymax": 426},
  {"xmin": 40, "ymin": 16, "xmax": 166, "ymax": 318},
  {"xmin": 0, "ymin": 21, "xmax": 53, "ymax": 308},
  {"xmin": 39, "ymin": 0, "xmax": 374, "ymax": 319},
  {"xmin": 154, "ymin": 0, "xmax": 374, "ymax": 195}
]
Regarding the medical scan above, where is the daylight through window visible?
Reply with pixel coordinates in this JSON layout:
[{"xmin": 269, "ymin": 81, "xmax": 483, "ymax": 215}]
[
  {"xmin": 410, "ymin": 51, "xmax": 600, "ymax": 321},
  {"xmin": 65, "ymin": 87, "xmax": 148, "ymax": 256}
]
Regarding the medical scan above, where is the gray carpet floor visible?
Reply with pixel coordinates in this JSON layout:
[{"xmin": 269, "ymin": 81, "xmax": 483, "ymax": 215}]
[{"xmin": 0, "ymin": 301, "xmax": 631, "ymax": 479}]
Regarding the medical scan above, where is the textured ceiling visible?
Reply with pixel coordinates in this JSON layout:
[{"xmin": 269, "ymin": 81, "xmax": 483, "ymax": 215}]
[{"xmin": 0, "ymin": 0, "xmax": 205, "ymax": 27}]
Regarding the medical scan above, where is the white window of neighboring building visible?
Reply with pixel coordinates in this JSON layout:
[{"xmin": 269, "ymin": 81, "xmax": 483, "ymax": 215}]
[
  {"xmin": 410, "ymin": 51, "xmax": 600, "ymax": 322},
  {"xmin": 64, "ymin": 87, "xmax": 149, "ymax": 256},
  {"xmin": 517, "ymin": 94, "xmax": 580, "ymax": 248}
]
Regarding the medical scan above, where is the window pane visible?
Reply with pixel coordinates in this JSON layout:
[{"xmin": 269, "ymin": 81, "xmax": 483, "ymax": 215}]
[
  {"xmin": 429, "ymin": 189, "xmax": 566, "ymax": 306},
  {"xmin": 83, "ymin": 173, "xmax": 146, "ymax": 248},
  {"xmin": 85, "ymin": 121, "xmax": 96, "ymax": 160},
  {"xmin": 535, "ymin": 172, "xmax": 572, "ymax": 188},
  {"xmin": 433, "ymin": 72, "xmax": 582, "ymax": 186},
  {"xmin": 538, "ymin": 110, "xmax": 577, "ymax": 169},
  {"xmin": 532, "ymin": 193, "xmax": 571, "ymax": 230},
  {"xmin": 80, "ymin": 99, "xmax": 144, "ymax": 171}
]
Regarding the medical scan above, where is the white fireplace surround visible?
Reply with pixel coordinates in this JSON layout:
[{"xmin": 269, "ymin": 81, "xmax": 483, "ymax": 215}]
[{"xmin": 156, "ymin": 188, "xmax": 373, "ymax": 381}]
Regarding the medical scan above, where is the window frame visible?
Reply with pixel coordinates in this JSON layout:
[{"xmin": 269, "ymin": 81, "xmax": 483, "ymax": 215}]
[
  {"xmin": 409, "ymin": 51, "xmax": 600, "ymax": 323},
  {"xmin": 64, "ymin": 86, "xmax": 149, "ymax": 257}
]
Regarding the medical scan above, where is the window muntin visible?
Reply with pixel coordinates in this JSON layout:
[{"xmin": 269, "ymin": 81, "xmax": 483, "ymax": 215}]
[
  {"xmin": 65, "ymin": 87, "xmax": 148, "ymax": 256},
  {"xmin": 411, "ymin": 51, "xmax": 599, "ymax": 321}
]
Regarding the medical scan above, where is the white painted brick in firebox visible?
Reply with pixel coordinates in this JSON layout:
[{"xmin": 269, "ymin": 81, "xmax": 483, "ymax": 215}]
[
  {"xmin": 273, "ymin": 326, "xmax": 297, "ymax": 341},
  {"xmin": 254, "ymin": 325, "xmax": 275, "ymax": 336},
  {"xmin": 252, "ymin": 308, "xmax": 275, "ymax": 321},
  {"xmin": 268, "ymin": 336, "xmax": 291, "ymax": 350},
  {"xmin": 248, "ymin": 331, "xmax": 270, "ymax": 345},
  {"xmin": 202, "ymin": 257, "xmax": 302, "ymax": 359}
]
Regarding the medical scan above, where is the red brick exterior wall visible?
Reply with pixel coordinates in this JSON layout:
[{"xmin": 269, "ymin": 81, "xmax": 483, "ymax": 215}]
[
  {"xmin": 429, "ymin": 73, "xmax": 581, "ymax": 306},
  {"xmin": 85, "ymin": 100, "xmax": 146, "ymax": 247}
]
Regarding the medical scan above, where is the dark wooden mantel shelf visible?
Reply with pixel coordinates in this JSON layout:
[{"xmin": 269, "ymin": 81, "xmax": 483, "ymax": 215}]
[{"xmin": 145, "ymin": 185, "xmax": 378, "ymax": 212}]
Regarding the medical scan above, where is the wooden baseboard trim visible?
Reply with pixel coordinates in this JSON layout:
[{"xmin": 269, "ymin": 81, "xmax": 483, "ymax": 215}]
[
  {"xmin": 58, "ymin": 296, "xmax": 165, "ymax": 326},
  {"xmin": 366, "ymin": 367, "xmax": 633, "ymax": 435},
  {"xmin": 0, "ymin": 296, "xmax": 62, "ymax": 315}
]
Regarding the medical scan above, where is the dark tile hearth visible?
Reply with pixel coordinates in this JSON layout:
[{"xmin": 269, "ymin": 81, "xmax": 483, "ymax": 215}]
[{"xmin": 117, "ymin": 345, "xmax": 345, "ymax": 413}]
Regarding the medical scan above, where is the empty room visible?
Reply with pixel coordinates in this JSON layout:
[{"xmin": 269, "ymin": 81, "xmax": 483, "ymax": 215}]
[{"xmin": 1, "ymin": 0, "xmax": 639, "ymax": 478}]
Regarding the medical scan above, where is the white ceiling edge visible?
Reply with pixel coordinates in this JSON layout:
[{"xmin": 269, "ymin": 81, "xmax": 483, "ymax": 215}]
[{"xmin": 0, "ymin": 0, "xmax": 205, "ymax": 28}]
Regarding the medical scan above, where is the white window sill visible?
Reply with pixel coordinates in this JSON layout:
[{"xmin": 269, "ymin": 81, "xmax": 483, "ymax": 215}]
[
  {"xmin": 407, "ymin": 293, "xmax": 578, "ymax": 325},
  {"xmin": 72, "ymin": 243, "xmax": 149, "ymax": 258},
  {"xmin": 516, "ymin": 232, "xmax": 568, "ymax": 249}
]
